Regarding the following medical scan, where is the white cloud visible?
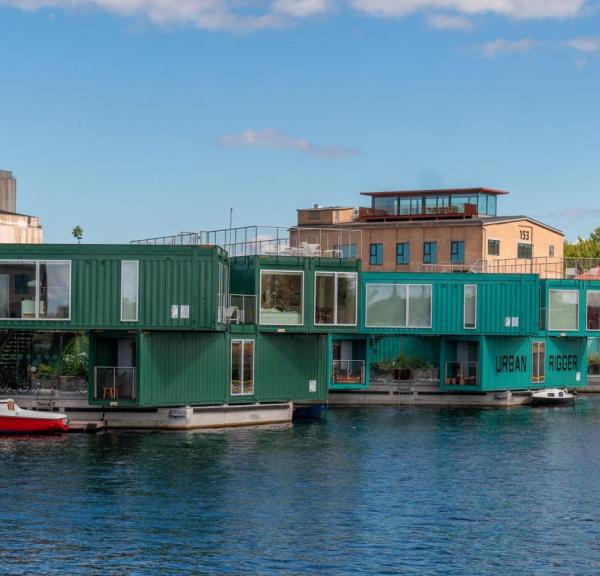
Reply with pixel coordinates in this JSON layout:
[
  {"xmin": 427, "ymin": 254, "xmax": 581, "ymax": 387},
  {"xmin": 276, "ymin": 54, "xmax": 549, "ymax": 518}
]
[
  {"xmin": 548, "ymin": 207, "xmax": 600, "ymax": 219},
  {"xmin": 426, "ymin": 12, "xmax": 473, "ymax": 30},
  {"xmin": 565, "ymin": 36, "xmax": 600, "ymax": 52},
  {"xmin": 0, "ymin": 0, "xmax": 588, "ymax": 30},
  {"xmin": 218, "ymin": 129, "xmax": 361, "ymax": 158},
  {"xmin": 348, "ymin": 0, "xmax": 584, "ymax": 19},
  {"xmin": 476, "ymin": 38, "xmax": 536, "ymax": 57}
]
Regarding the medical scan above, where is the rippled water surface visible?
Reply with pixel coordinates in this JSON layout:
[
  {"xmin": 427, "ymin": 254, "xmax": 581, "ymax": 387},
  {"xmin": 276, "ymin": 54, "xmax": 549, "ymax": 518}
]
[{"xmin": 3, "ymin": 400, "xmax": 600, "ymax": 575}]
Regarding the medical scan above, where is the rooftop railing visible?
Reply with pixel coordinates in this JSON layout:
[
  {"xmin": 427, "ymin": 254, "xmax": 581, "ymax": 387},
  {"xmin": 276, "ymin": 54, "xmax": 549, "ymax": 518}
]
[
  {"xmin": 420, "ymin": 258, "xmax": 600, "ymax": 279},
  {"xmin": 132, "ymin": 226, "xmax": 362, "ymax": 260}
]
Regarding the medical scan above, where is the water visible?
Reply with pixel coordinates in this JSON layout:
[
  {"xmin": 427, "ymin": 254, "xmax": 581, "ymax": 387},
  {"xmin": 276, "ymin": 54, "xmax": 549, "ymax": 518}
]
[{"xmin": 3, "ymin": 400, "xmax": 600, "ymax": 575}]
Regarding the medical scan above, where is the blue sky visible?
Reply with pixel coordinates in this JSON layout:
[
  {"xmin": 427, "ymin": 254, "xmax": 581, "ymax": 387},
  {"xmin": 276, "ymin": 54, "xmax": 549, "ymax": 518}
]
[{"xmin": 0, "ymin": 0, "xmax": 599, "ymax": 243}]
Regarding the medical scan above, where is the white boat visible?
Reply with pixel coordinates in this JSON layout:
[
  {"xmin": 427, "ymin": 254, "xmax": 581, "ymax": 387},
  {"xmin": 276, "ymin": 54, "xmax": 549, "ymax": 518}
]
[
  {"xmin": 0, "ymin": 399, "xmax": 69, "ymax": 433},
  {"xmin": 531, "ymin": 388, "xmax": 575, "ymax": 406}
]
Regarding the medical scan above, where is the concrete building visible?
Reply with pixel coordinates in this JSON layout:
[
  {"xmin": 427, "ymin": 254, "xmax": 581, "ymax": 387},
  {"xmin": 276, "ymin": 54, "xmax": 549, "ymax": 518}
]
[
  {"xmin": 294, "ymin": 188, "xmax": 564, "ymax": 277},
  {"xmin": 0, "ymin": 171, "xmax": 43, "ymax": 244}
]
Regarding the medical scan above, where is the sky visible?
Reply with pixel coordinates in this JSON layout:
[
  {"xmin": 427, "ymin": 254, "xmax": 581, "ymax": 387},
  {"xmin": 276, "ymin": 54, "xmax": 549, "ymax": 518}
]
[{"xmin": 0, "ymin": 0, "xmax": 599, "ymax": 244}]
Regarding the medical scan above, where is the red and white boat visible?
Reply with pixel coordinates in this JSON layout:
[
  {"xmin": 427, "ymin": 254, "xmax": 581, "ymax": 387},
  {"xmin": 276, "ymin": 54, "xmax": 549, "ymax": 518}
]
[{"xmin": 0, "ymin": 399, "xmax": 69, "ymax": 433}]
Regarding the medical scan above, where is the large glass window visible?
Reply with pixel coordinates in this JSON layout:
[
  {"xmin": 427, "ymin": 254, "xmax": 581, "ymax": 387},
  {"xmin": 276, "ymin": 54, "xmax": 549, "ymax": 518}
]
[
  {"xmin": 231, "ymin": 340, "xmax": 254, "ymax": 395},
  {"xmin": 315, "ymin": 273, "xmax": 357, "ymax": 325},
  {"xmin": 451, "ymin": 241, "xmax": 465, "ymax": 264},
  {"xmin": 121, "ymin": 261, "xmax": 139, "ymax": 322},
  {"xmin": 0, "ymin": 260, "xmax": 70, "ymax": 320},
  {"xmin": 39, "ymin": 261, "xmax": 71, "ymax": 319},
  {"xmin": 365, "ymin": 284, "xmax": 432, "ymax": 328},
  {"xmin": 518, "ymin": 243, "xmax": 533, "ymax": 259},
  {"xmin": 532, "ymin": 342, "xmax": 546, "ymax": 383},
  {"xmin": 396, "ymin": 242, "xmax": 410, "ymax": 265},
  {"xmin": 548, "ymin": 290, "xmax": 579, "ymax": 331},
  {"xmin": 369, "ymin": 243, "xmax": 383, "ymax": 265},
  {"xmin": 587, "ymin": 291, "xmax": 600, "ymax": 330},
  {"xmin": 260, "ymin": 271, "xmax": 303, "ymax": 325},
  {"xmin": 423, "ymin": 242, "xmax": 437, "ymax": 264},
  {"xmin": 464, "ymin": 285, "xmax": 477, "ymax": 329}
]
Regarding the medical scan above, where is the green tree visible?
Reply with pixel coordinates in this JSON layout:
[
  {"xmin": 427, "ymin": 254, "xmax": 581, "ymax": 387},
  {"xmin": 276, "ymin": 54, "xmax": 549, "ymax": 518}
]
[
  {"xmin": 564, "ymin": 227, "xmax": 600, "ymax": 259},
  {"xmin": 72, "ymin": 225, "xmax": 84, "ymax": 243}
]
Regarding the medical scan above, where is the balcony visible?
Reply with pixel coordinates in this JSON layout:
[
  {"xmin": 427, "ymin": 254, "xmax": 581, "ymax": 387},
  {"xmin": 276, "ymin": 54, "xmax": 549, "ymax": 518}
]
[
  {"xmin": 358, "ymin": 203, "xmax": 478, "ymax": 222},
  {"xmin": 94, "ymin": 366, "xmax": 136, "ymax": 400},
  {"xmin": 332, "ymin": 360, "xmax": 365, "ymax": 385},
  {"xmin": 445, "ymin": 361, "xmax": 478, "ymax": 386}
]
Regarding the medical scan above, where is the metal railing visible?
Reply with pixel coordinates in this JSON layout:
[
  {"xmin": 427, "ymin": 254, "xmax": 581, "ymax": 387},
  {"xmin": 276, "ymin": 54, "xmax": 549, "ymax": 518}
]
[
  {"xmin": 420, "ymin": 257, "xmax": 600, "ymax": 279},
  {"xmin": 228, "ymin": 294, "xmax": 257, "ymax": 324},
  {"xmin": 445, "ymin": 361, "xmax": 478, "ymax": 386},
  {"xmin": 132, "ymin": 225, "xmax": 362, "ymax": 260},
  {"xmin": 332, "ymin": 360, "xmax": 365, "ymax": 385},
  {"xmin": 94, "ymin": 366, "xmax": 136, "ymax": 400}
]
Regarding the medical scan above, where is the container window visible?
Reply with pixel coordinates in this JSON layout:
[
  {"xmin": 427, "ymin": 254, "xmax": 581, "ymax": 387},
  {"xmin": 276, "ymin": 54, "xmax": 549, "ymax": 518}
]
[
  {"xmin": 260, "ymin": 271, "xmax": 303, "ymax": 325},
  {"xmin": 231, "ymin": 340, "xmax": 254, "ymax": 395},
  {"xmin": 217, "ymin": 263, "xmax": 229, "ymax": 324},
  {"xmin": 548, "ymin": 289, "xmax": 579, "ymax": 331},
  {"xmin": 315, "ymin": 272, "xmax": 357, "ymax": 325},
  {"xmin": 532, "ymin": 342, "xmax": 546, "ymax": 383},
  {"xmin": 0, "ymin": 260, "xmax": 70, "ymax": 321},
  {"xmin": 587, "ymin": 291, "xmax": 600, "ymax": 331},
  {"xmin": 464, "ymin": 285, "xmax": 477, "ymax": 329},
  {"xmin": 121, "ymin": 261, "xmax": 139, "ymax": 322},
  {"xmin": 365, "ymin": 284, "xmax": 432, "ymax": 328},
  {"xmin": 39, "ymin": 261, "xmax": 71, "ymax": 319}
]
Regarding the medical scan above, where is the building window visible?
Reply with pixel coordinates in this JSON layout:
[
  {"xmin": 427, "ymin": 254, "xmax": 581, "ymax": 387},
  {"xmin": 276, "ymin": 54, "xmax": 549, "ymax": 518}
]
[
  {"xmin": 121, "ymin": 261, "xmax": 139, "ymax": 322},
  {"xmin": 588, "ymin": 291, "xmax": 600, "ymax": 330},
  {"xmin": 365, "ymin": 284, "xmax": 432, "ymax": 328},
  {"xmin": 260, "ymin": 271, "xmax": 303, "ymax": 325},
  {"xmin": 464, "ymin": 285, "xmax": 477, "ymax": 329},
  {"xmin": 369, "ymin": 243, "xmax": 383, "ymax": 266},
  {"xmin": 231, "ymin": 340, "xmax": 254, "ymax": 396},
  {"xmin": 517, "ymin": 243, "xmax": 533, "ymax": 259},
  {"xmin": 315, "ymin": 272, "xmax": 357, "ymax": 325},
  {"xmin": 335, "ymin": 244, "xmax": 357, "ymax": 259},
  {"xmin": 308, "ymin": 211, "xmax": 321, "ymax": 221},
  {"xmin": 532, "ymin": 342, "xmax": 546, "ymax": 383},
  {"xmin": 549, "ymin": 245, "xmax": 555, "ymax": 257},
  {"xmin": 396, "ymin": 243, "xmax": 410, "ymax": 265},
  {"xmin": 451, "ymin": 241, "xmax": 465, "ymax": 264},
  {"xmin": 548, "ymin": 289, "xmax": 579, "ymax": 331},
  {"xmin": 423, "ymin": 242, "xmax": 437, "ymax": 265},
  {"xmin": 0, "ymin": 260, "xmax": 71, "ymax": 320},
  {"xmin": 488, "ymin": 239, "xmax": 500, "ymax": 256}
]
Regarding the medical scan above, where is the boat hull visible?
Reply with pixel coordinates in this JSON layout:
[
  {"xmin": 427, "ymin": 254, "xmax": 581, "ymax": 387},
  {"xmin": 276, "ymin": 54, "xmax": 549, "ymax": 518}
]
[{"xmin": 0, "ymin": 416, "xmax": 69, "ymax": 434}]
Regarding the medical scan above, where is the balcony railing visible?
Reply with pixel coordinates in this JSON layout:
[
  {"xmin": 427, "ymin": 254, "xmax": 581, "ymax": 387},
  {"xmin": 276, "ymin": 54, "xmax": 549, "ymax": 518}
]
[
  {"xmin": 132, "ymin": 225, "xmax": 362, "ymax": 260},
  {"xmin": 445, "ymin": 361, "xmax": 478, "ymax": 386},
  {"xmin": 359, "ymin": 203, "xmax": 477, "ymax": 222},
  {"xmin": 94, "ymin": 366, "xmax": 136, "ymax": 400},
  {"xmin": 332, "ymin": 360, "xmax": 365, "ymax": 385},
  {"xmin": 228, "ymin": 294, "xmax": 257, "ymax": 324}
]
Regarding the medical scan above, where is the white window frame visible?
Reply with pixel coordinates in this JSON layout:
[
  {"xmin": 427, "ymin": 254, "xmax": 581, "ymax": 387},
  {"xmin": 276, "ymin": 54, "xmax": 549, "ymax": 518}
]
[
  {"xmin": 314, "ymin": 272, "xmax": 358, "ymax": 327},
  {"xmin": 532, "ymin": 341, "xmax": 546, "ymax": 384},
  {"xmin": 230, "ymin": 339, "xmax": 255, "ymax": 396},
  {"xmin": 587, "ymin": 290, "xmax": 600, "ymax": 331},
  {"xmin": 548, "ymin": 289, "xmax": 579, "ymax": 332},
  {"xmin": 120, "ymin": 260, "xmax": 139, "ymax": 322},
  {"xmin": 0, "ymin": 259, "xmax": 72, "ymax": 321},
  {"xmin": 259, "ymin": 270, "xmax": 304, "ymax": 326},
  {"xmin": 463, "ymin": 284, "xmax": 477, "ymax": 330},
  {"xmin": 365, "ymin": 283, "xmax": 433, "ymax": 329}
]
